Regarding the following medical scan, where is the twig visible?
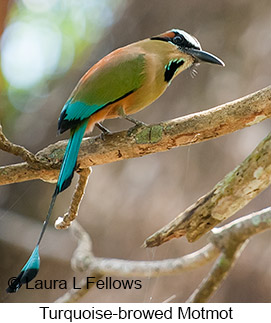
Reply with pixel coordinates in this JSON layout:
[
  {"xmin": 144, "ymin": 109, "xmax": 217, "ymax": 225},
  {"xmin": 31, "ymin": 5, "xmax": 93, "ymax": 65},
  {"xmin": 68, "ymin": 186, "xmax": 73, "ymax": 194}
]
[
  {"xmin": 144, "ymin": 132, "xmax": 271, "ymax": 246},
  {"xmin": 80, "ymin": 242, "xmax": 219, "ymax": 277},
  {"xmin": 1, "ymin": 85, "xmax": 271, "ymax": 186},
  {"xmin": 0, "ymin": 124, "xmax": 39, "ymax": 165},
  {"xmin": 55, "ymin": 208, "xmax": 271, "ymax": 302},
  {"xmin": 187, "ymin": 242, "xmax": 248, "ymax": 303},
  {"xmin": 55, "ymin": 168, "xmax": 92, "ymax": 230},
  {"xmin": 70, "ymin": 220, "xmax": 94, "ymax": 273}
]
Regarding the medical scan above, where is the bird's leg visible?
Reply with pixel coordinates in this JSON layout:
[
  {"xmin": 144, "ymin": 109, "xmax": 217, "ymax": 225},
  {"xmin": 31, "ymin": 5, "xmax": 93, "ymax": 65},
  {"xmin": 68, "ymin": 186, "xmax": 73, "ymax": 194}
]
[
  {"xmin": 96, "ymin": 122, "xmax": 111, "ymax": 134},
  {"xmin": 96, "ymin": 122, "xmax": 111, "ymax": 140},
  {"xmin": 118, "ymin": 107, "xmax": 147, "ymax": 127},
  {"xmin": 124, "ymin": 115, "xmax": 147, "ymax": 126}
]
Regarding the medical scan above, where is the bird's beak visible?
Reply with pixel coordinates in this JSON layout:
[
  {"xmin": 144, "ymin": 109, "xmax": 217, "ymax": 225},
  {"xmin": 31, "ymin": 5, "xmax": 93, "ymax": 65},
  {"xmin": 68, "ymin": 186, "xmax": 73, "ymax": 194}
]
[{"xmin": 186, "ymin": 48, "xmax": 225, "ymax": 66}]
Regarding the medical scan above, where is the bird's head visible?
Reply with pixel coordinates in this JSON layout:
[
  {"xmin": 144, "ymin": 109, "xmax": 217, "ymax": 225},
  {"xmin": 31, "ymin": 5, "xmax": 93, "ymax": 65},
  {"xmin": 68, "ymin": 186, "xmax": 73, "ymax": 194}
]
[
  {"xmin": 150, "ymin": 29, "xmax": 224, "ymax": 82},
  {"xmin": 151, "ymin": 29, "xmax": 224, "ymax": 66}
]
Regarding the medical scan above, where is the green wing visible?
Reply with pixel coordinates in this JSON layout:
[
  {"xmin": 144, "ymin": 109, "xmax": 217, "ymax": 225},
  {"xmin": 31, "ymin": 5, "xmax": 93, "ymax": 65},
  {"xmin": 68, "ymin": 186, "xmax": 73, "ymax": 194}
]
[{"xmin": 58, "ymin": 51, "xmax": 146, "ymax": 133}]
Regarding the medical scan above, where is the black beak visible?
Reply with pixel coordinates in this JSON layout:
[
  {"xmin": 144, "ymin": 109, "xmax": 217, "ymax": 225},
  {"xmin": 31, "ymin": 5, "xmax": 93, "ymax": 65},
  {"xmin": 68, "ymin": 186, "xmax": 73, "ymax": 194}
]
[{"xmin": 186, "ymin": 48, "xmax": 225, "ymax": 66}]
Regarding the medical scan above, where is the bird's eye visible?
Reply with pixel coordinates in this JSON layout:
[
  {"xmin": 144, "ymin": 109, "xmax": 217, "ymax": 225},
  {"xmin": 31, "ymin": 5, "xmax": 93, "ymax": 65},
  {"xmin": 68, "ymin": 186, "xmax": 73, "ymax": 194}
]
[{"xmin": 173, "ymin": 35, "xmax": 185, "ymax": 46}]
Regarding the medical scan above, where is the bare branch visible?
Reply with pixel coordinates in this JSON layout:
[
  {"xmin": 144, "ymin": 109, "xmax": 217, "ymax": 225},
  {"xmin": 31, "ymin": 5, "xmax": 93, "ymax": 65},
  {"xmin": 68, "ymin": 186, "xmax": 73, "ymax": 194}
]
[
  {"xmin": 55, "ymin": 208, "xmax": 271, "ymax": 302},
  {"xmin": 86, "ymin": 244, "xmax": 218, "ymax": 277},
  {"xmin": 1, "ymin": 85, "xmax": 271, "ymax": 186},
  {"xmin": 0, "ymin": 124, "xmax": 39, "ymax": 165},
  {"xmin": 55, "ymin": 167, "xmax": 92, "ymax": 230},
  {"xmin": 186, "ymin": 242, "xmax": 248, "ymax": 303},
  {"xmin": 144, "ymin": 132, "xmax": 271, "ymax": 246},
  {"xmin": 70, "ymin": 216, "xmax": 94, "ymax": 273},
  {"xmin": 70, "ymin": 222, "xmax": 219, "ymax": 277},
  {"xmin": 187, "ymin": 207, "xmax": 271, "ymax": 302}
]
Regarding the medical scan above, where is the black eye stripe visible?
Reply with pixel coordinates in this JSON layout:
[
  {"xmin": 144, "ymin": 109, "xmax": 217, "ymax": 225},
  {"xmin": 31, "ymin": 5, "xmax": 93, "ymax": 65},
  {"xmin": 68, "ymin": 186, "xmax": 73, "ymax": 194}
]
[
  {"xmin": 150, "ymin": 36, "xmax": 171, "ymax": 42},
  {"xmin": 151, "ymin": 32, "xmax": 200, "ymax": 50}
]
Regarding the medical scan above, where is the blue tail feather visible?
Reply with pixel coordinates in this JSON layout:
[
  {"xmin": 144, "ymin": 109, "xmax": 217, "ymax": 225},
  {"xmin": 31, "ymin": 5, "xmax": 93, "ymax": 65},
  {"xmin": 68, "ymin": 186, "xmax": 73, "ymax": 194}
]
[
  {"xmin": 7, "ymin": 121, "xmax": 88, "ymax": 293},
  {"xmin": 56, "ymin": 120, "xmax": 88, "ymax": 193},
  {"xmin": 6, "ymin": 246, "xmax": 40, "ymax": 293}
]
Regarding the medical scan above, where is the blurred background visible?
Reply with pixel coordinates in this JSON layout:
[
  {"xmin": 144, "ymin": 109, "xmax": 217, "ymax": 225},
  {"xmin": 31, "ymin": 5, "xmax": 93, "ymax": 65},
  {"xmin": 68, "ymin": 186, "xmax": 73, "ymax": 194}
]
[{"xmin": 0, "ymin": 0, "xmax": 271, "ymax": 303}]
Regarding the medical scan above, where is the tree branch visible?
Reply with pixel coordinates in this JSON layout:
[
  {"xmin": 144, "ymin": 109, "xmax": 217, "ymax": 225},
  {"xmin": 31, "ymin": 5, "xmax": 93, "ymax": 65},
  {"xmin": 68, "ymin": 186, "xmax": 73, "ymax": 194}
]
[
  {"xmin": 187, "ymin": 207, "xmax": 271, "ymax": 302},
  {"xmin": 0, "ymin": 124, "xmax": 39, "ymax": 165},
  {"xmin": 55, "ymin": 167, "xmax": 92, "ymax": 230},
  {"xmin": 144, "ymin": 132, "xmax": 271, "ymax": 246},
  {"xmin": 55, "ymin": 207, "xmax": 271, "ymax": 303},
  {"xmin": 1, "ymin": 85, "xmax": 271, "ymax": 186},
  {"xmin": 186, "ymin": 241, "xmax": 249, "ymax": 303}
]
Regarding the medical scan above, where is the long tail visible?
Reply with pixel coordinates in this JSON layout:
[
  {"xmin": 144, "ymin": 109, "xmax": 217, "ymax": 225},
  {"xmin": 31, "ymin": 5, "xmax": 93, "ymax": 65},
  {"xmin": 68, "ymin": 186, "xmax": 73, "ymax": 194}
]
[{"xmin": 7, "ymin": 121, "xmax": 88, "ymax": 293}]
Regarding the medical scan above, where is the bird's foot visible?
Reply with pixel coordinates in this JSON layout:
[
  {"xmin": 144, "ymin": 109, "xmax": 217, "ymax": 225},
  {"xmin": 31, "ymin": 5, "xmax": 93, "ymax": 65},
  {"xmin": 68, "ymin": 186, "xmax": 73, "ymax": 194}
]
[
  {"xmin": 123, "ymin": 115, "xmax": 147, "ymax": 128},
  {"xmin": 118, "ymin": 107, "xmax": 147, "ymax": 128},
  {"xmin": 96, "ymin": 122, "xmax": 112, "ymax": 141}
]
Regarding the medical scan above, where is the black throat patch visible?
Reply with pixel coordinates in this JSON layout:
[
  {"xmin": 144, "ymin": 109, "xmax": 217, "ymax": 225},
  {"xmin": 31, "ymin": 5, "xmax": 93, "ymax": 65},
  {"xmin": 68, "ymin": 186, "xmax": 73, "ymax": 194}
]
[{"xmin": 164, "ymin": 59, "xmax": 184, "ymax": 83}]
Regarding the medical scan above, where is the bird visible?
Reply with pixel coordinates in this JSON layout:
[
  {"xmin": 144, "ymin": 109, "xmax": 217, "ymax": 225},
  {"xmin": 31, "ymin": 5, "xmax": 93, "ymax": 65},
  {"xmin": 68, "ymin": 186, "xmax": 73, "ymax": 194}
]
[{"xmin": 6, "ymin": 29, "xmax": 224, "ymax": 293}]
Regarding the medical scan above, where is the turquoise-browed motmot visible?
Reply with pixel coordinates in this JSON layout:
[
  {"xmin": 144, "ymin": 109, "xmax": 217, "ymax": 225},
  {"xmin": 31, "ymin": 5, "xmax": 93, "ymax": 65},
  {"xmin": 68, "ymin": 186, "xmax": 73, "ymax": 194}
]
[{"xmin": 7, "ymin": 29, "xmax": 224, "ymax": 293}]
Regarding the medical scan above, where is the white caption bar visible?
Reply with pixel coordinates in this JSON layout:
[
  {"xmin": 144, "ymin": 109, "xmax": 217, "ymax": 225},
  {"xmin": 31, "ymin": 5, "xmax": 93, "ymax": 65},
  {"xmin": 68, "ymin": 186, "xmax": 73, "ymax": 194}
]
[{"xmin": 1, "ymin": 303, "xmax": 267, "ymax": 322}]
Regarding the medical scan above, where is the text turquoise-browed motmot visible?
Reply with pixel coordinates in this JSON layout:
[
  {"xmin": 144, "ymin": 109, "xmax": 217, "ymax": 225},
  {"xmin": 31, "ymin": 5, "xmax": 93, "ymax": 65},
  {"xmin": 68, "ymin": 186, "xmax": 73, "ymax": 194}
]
[{"xmin": 7, "ymin": 29, "xmax": 224, "ymax": 293}]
